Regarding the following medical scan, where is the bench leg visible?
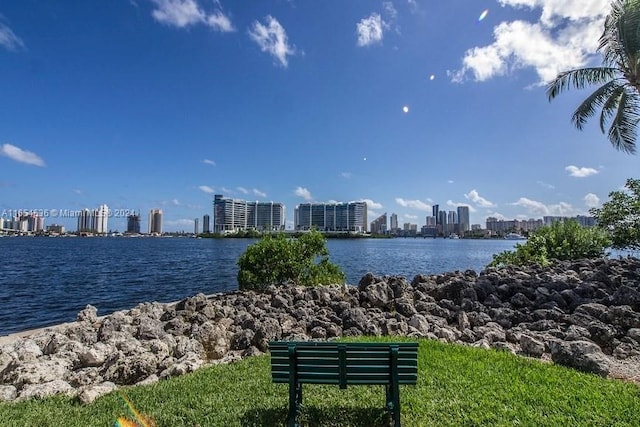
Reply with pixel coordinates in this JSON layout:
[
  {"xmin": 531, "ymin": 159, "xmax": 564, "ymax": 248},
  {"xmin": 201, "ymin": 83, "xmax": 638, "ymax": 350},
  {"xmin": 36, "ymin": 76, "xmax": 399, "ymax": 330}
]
[{"xmin": 288, "ymin": 382, "xmax": 303, "ymax": 427}]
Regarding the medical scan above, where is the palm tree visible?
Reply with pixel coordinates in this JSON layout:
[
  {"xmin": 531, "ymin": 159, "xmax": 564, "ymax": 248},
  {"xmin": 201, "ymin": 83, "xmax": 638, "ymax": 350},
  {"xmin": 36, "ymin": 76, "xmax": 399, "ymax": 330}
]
[{"xmin": 547, "ymin": 0, "xmax": 640, "ymax": 154}]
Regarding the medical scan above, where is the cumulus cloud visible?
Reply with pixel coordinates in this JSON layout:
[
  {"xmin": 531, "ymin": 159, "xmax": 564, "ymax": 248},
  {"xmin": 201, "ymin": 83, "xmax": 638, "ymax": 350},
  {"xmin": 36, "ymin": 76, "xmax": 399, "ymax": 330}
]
[
  {"xmin": 199, "ymin": 185, "xmax": 215, "ymax": 194},
  {"xmin": 294, "ymin": 186, "xmax": 313, "ymax": 201},
  {"xmin": 0, "ymin": 144, "xmax": 45, "ymax": 166},
  {"xmin": 360, "ymin": 199, "xmax": 383, "ymax": 210},
  {"xmin": 237, "ymin": 186, "xmax": 249, "ymax": 194},
  {"xmin": 464, "ymin": 189, "xmax": 495, "ymax": 208},
  {"xmin": 450, "ymin": 0, "xmax": 609, "ymax": 84},
  {"xmin": 203, "ymin": 159, "xmax": 216, "ymax": 166},
  {"xmin": 565, "ymin": 165, "xmax": 599, "ymax": 178},
  {"xmin": 356, "ymin": 13, "xmax": 384, "ymax": 46},
  {"xmin": 248, "ymin": 16, "xmax": 296, "ymax": 67},
  {"xmin": 512, "ymin": 197, "xmax": 576, "ymax": 216},
  {"xmin": 253, "ymin": 188, "xmax": 267, "ymax": 198},
  {"xmin": 537, "ymin": 180, "xmax": 555, "ymax": 189},
  {"xmin": 150, "ymin": 0, "xmax": 234, "ymax": 31},
  {"xmin": 0, "ymin": 22, "xmax": 24, "ymax": 51},
  {"xmin": 446, "ymin": 200, "xmax": 477, "ymax": 213},
  {"xmin": 584, "ymin": 193, "xmax": 600, "ymax": 208},
  {"xmin": 395, "ymin": 198, "xmax": 431, "ymax": 211}
]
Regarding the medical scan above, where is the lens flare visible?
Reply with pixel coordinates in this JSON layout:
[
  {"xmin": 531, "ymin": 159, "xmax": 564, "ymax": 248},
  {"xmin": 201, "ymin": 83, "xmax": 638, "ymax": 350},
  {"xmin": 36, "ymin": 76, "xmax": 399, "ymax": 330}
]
[
  {"xmin": 478, "ymin": 9, "xmax": 489, "ymax": 22},
  {"xmin": 114, "ymin": 393, "xmax": 155, "ymax": 427}
]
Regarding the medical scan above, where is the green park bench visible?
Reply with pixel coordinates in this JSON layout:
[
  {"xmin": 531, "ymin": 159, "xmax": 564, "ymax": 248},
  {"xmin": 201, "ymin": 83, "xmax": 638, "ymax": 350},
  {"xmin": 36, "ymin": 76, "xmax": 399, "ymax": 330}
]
[{"xmin": 269, "ymin": 341, "xmax": 419, "ymax": 427}]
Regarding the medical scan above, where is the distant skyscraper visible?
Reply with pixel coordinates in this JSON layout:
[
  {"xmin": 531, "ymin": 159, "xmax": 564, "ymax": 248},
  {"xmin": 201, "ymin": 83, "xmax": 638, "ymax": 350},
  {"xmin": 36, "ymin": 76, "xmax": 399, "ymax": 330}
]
[
  {"xmin": 203, "ymin": 214, "xmax": 211, "ymax": 233},
  {"xmin": 149, "ymin": 209, "xmax": 163, "ymax": 234},
  {"xmin": 77, "ymin": 208, "xmax": 93, "ymax": 233},
  {"xmin": 194, "ymin": 218, "xmax": 199, "ymax": 234},
  {"xmin": 432, "ymin": 205, "xmax": 440, "ymax": 224},
  {"xmin": 390, "ymin": 213, "xmax": 399, "ymax": 234},
  {"xmin": 438, "ymin": 210, "xmax": 447, "ymax": 235},
  {"xmin": 95, "ymin": 204, "xmax": 109, "ymax": 234},
  {"xmin": 294, "ymin": 201, "xmax": 367, "ymax": 232},
  {"xmin": 126, "ymin": 214, "xmax": 141, "ymax": 234},
  {"xmin": 457, "ymin": 206, "xmax": 470, "ymax": 233},
  {"xmin": 370, "ymin": 212, "xmax": 387, "ymax": 234},
  {"xmin": 213, "ymin": 195, "xmax": 285, "ymax": 233}
]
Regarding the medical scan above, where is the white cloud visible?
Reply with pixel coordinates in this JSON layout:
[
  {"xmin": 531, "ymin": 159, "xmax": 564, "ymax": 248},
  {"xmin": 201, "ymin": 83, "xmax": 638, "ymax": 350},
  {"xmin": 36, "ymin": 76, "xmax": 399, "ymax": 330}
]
[
  {"xmin": 172, "ymin": 198, "xmax": 180, "ymax": 206},
  {"xmin": 0, "ymin": 144, "xmax": 45, "ymax": 166},
  {"xmin": 565, "ymin": 165, "xmax": 599, "ymax": 178},
  {"xmin": 446, "ymin": 200, "xmax": 477, "ymax": 213},
  {"xmin": 360, "ymin": 199, "xmax": 383, "ymax": 210},
  {"xmin": 383, "ymin": 2, "xmax": 398, "ymax": 22},
  {"xmin": 203, "ymin": 159, "xmax": 216, "ymax": 166},
  {"xmin": 450, "ymin": 0, "xmax": 608, "ymax": 84},
  {"xmin": 368, "ymin": 209, "xmax": 381, "ymax": 220},
  {"xmin": 584, "ymin": 193, "xmax": 600, "ymax": 208},
  {"xmin": 341, "ymin": 172, "xmax": 352, "ymax": 179},
  {"xmin": 294, "ymin": 186, "xmax": 313, "ymax": 201},
  {"xmin": 395, "ymin": 198, "xmax": 431, "ymax": 211},
  {"xmin": 0, "ymin": 23, "xmax": 24, "ymax": 51},
  {"xmin": 464, "ymin": 189, "xmax": 495, "ymax": 208},
  {"xmin": 486, "ymin": 211, "xmax": 506, "ymax": 220},
  {"xmin": 237, "ymin": 186, "xmax": 249, "ymax": 194},
  {"xmin": 537, "ymin": 180, "xmax": 555, "ymax": 189},
  {"xmin": 73, "ymin": 189, "xmax": 83, "ymax": 195},
  {"xmin": 404, "ymin": 214, "xmax": 418, "ymax": 220},
  {"xmin": 199, "ymin": 185, "xmax": 215, "ymax": 194},
  {"xmin": 150, "ymin": 0, "xmax": 234, "ymax": 31},
  {"xmin": 253, "ymin": 188, "xmax": 267, "ymax": 198},
  {"xmin": 512, "ymin": 197, "xmax": 576, "ymax": 216},
  {"xmin": 248, "ymin": 16, "xmax": 295, "ymax": 67},
  {"xmin": 356, "ymin": 13, "xmax": 383, "ymax": 46}
]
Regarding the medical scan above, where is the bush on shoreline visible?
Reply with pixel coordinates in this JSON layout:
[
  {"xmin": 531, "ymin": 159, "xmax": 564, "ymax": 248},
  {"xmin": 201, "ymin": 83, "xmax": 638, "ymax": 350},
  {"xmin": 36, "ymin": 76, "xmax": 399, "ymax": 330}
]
[
  {"xmin": 237, "ymin": 229, "xmax": 345, "ymax": 291},
  {"xmin": 489, "ymin": 219, "xmax": 610, "ymax": 267}
]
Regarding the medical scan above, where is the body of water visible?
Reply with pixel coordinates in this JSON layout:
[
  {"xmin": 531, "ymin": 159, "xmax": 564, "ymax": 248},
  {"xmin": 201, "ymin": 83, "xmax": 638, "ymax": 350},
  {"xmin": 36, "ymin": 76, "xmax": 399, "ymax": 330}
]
[{"xmin": 0, "ymin": 237, "xmax": 518, "ymax": 335}]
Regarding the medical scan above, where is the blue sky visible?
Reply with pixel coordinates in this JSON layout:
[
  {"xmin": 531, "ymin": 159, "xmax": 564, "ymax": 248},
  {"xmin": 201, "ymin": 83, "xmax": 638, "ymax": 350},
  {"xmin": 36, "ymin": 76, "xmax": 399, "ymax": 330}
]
[{"xmin": 1, "ymin": 0, "xmax": 638, "ymax": 232}]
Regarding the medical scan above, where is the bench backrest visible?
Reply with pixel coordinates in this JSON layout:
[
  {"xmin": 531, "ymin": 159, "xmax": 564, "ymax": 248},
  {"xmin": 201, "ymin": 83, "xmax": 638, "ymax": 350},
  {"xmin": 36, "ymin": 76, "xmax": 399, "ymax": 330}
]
[{"xmin": 270, "ymin": 341, "xmax": 418, "ymax": 386}]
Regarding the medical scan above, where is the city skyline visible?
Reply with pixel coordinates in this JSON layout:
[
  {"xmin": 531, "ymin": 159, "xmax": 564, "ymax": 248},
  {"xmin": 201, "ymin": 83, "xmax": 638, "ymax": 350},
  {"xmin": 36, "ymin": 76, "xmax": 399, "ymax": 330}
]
[{"xmin": 1, "ymin": 1, "xmax": 637, "ymax": 232}]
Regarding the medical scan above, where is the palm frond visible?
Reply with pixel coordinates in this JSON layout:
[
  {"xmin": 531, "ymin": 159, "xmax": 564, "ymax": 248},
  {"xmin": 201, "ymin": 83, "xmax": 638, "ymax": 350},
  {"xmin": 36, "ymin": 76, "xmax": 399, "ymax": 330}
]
[
  {"xmin": 571, "ymin": 80, "xmax": 625, "ymax": 130},
  {"xmin": 607, "ymin": 88, "xmax": 640, "ymax": 153},
  {"xmin": 600, "ymin": 83, "xmax": 627, "ymax": 132},
  {"xmin": 547, "ymin": 68, "xmax": 619, "ymax": 100}
]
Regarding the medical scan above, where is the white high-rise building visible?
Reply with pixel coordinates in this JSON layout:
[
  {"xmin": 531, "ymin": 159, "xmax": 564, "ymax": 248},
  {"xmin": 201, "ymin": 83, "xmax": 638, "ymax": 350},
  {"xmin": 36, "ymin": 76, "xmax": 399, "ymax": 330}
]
[
  {"xmin": 95, "ymin": 204, "xmax": 109, "ymax": 234},
  {"xmin": 149, "ymin": 209, "xmax": 163, "ymax": 234}
]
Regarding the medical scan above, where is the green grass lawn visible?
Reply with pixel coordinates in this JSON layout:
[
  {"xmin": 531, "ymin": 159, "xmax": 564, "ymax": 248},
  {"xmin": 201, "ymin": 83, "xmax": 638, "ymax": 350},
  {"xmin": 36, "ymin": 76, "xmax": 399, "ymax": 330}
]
[{"xmin": 1, "ymin": 337, "xmax": 639, "ymax": 426}]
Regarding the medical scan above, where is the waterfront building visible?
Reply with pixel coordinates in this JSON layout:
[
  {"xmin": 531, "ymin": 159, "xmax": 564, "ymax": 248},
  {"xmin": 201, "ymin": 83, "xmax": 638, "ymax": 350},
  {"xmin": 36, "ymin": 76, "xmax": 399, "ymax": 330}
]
[
  {"xmin": 294, "ymin": 201, "xmax": 367, "ymax": 232},
  {"xmin": 95, "ymin": 204, "xmax": 109, "ymax": 234},
  {"xmin": 403, "ymin": 223, "xmax": 418, "ymax": 236},
  {"xmin": 432, "ymin": 205, "xmax": 440, "ymax": 225},
  {"xmin": 421, "ymin": 225, "xmax": 437, "ymax": 237},
  {"xmin": 77, "ymin": 208, "xmax": 94, "ymax": 233},
  {"xmin": 126, "ymin": 214, "xmax": 141, "ymax": 234},
  {"xmin": 438, "ymin": 210, "xmax": 447, "ymax": 235},
  {"xmin": 447, "ymin": 210, "xmax": 458, "ymax": 234},
  {"xmin": 149, "ymin": 209, "xmax": 163, "ymax": 234},
  {"xmin": 194, "ymin": 218, "xmax": 199, "ymax": 234},
  {"xmin": 370, "ymin": 212, "xmax": 387, "ymax": 234},
  {"xmin": 202, "ymin": 214, "xmax": 210, "ymax": 233},
  {"xmin": 46, "ymin": 224, "xmax": 65, "ymax": 234},
  {"xmin": 0, "ymin": 218, "xmax": 3, "ymax": 230},
  {"xmin": 425, "ymin": 216, "xmax": 436, "ymax": 227},
  {"xmin": 213, "ymin": 195, "xmax": 285, "ymax": 233},
  {"xmin": 390, "ymin": 213, "xmax": 399, "ymax": 235},
  {"xmin": 457, "ymin": 206, "xmax": 470, "ymax": 234}
]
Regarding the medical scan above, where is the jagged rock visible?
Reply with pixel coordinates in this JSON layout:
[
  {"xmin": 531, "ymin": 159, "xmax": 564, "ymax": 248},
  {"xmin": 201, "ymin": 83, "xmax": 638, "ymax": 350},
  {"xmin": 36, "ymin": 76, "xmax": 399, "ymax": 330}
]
[
  {"xmin": 520, "ymin": 334, "xmax": 545, "ymax": 357},
  {"xmin": 19, "ymin": 379, "xmax": 74, "ymax": 400},
  {"xmin": 2, "ymin": 358, "xmax": 72, "ymax": 386},
  {"xmin": 408, "ymin": 314, "xmax": 430, "ymax": 335},
  {"xmin": 103, "ymin": 352, "xmax": 158, "ymax": 385},
  {"xmin": 549, "ymin": 340, "xmax": 611, "ymax": 376},
  {"xmin": 0, "ymin": 385, "xmax": 17, "ymax": 402},
  {"xmin": 77, "ymin": 305, "xmax": 98, "ymax": 323},
  {"xmin": 77, "ymin": 381, "xmax": 117, "ymax": 404}
]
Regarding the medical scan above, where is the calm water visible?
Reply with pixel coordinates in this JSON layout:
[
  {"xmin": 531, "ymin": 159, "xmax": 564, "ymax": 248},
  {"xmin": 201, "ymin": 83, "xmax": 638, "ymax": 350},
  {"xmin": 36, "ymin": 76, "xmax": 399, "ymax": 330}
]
[{"xmin": 0, "ymin": 237, "xmax": 518, "ymax": 335}]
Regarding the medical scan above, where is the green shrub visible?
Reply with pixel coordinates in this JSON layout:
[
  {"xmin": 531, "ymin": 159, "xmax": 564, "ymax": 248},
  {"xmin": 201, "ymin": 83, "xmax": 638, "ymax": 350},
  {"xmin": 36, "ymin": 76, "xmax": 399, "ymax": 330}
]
[
  {"xmin": 489, "ymin": 220, "xmax": 610, "ymax": 267},
  {"xmin": 590, "ymin": 178, "xmax": 640, "ymax": 250},
  {"xmin": 237, "ymin": 230, "xmax": 345, "ymax": 291}
]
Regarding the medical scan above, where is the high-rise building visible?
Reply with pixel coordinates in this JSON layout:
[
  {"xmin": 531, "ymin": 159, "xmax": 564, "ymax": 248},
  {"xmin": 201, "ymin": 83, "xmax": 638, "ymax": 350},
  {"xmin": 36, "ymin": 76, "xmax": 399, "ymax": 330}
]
[
  {"xmin": 457, "ymin": 206, "xmax": 470, "ymax": 234},
  {"xmin": 77, "ymin": 208, "xmax": 93, "ymax": 232},
  {"xmin": 126, "ymin": 214, "xmax": 141, "ymax": 234},
  {"xmin": 432, "ymin": 204, "xmax": 440, "ymax": 224},
  {"xmin": 390, "ymin": 213, "xmax": 399, "ymax": 235},
  {"xmin": 213, "ymin": 195, "xmax": 285, "ymax": 233},
  {"xmin": 370, "ymin": 212, "xmax": 387, "ymax": 234},
  {"xmin": 95, "ymin": 204, "xmax": 109, "ymax": 234},
  {"xmin": 438, "ymin": 210, "xmax": 447, "ymax": 235},
  {"xmin": 149, "ymin": 209, "xmax": 163, "ymax": 234},
  {"xmin": 294, "ymin": 201, "xmax": 367, "ymax": 232},
  {"xmin": 202, "ymin": 214, "xmax": 211, "ymax": 233},
  {"xmin": 194, "ymin": 218, "xmax": 199, "ymax": 234}
]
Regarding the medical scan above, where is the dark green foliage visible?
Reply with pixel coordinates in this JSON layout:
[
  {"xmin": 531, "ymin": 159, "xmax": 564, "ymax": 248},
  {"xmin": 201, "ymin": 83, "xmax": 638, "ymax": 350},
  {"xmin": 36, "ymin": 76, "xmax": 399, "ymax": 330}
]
[
  {"xmin": 489, "ymin": 220, "xmax": 610, "ymax": 267},
  {"xmin": 590, "ymin": 177, "xmax": 640, "ymax": 250},
  {"xmin": 237, "ymin": 230, "xmax": 345, "ymax": 291}
]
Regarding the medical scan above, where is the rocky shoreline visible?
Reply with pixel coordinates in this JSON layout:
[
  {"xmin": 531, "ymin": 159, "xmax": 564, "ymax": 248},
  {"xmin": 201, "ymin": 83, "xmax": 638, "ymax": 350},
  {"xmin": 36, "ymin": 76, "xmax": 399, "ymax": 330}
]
[{"xmin": 1, "ymin": 257, "xmax": 640, "ymax": 404}]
